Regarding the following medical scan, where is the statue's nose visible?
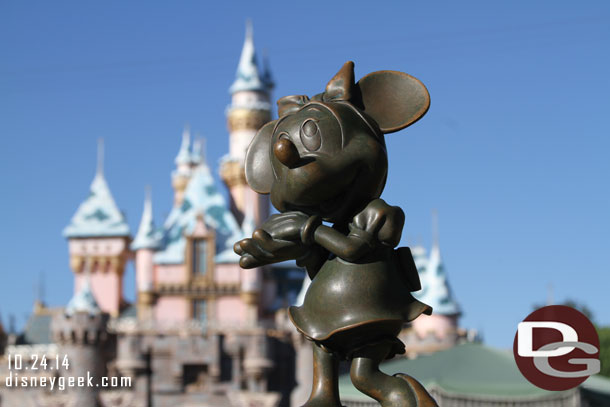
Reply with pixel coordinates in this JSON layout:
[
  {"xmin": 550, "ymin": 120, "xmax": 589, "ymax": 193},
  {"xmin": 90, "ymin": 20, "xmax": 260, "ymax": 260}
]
[{"xmin": 274, "ymin": 137, "xmax": 301, "ymax": 168}]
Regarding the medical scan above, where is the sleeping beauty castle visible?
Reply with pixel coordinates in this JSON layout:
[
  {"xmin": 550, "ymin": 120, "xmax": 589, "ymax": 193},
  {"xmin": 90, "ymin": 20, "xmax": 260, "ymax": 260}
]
[{"xmin": 0, "ymin": 23, "xmax": 476, "ymax": 407}]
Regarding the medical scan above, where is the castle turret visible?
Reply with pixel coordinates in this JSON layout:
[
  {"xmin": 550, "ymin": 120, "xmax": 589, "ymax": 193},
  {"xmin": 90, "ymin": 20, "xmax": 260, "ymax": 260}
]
[
  {"xmin": 221, "ymin": 20, "xmax": 272, "ymax": 226},
  {"xmin": 131, "ymin": 187, "xmax": 161, "ymax": 320},
  {"xmin": 52, "ymin": 271, "xmax": 109, "ymax": 406},
  {"xmin": 63, "ymin": 140, "xmax": 130, "ymax": 317},
  {"xmin": 172, "ymin": 126, "xmax": 197, "ymax": 207},
  {"xmin": 411, "ymin": 213, "xmax": 461, "ymax": 347}
]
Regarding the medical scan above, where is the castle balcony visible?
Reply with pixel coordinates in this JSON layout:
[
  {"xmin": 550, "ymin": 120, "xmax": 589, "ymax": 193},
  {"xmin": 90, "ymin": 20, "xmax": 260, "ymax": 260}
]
[{"xmin": 107, "ymin": 316, "xmax": 289, "ymax": 338}]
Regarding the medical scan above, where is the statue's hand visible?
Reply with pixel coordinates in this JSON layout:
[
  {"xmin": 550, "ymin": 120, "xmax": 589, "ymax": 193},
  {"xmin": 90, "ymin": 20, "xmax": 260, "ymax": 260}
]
[
  {"xmin": 260, "ymin": 211, "xmax": 310, "ymax": 241},
  {"xmin": 234, "ymin": 212, "xmax": 311, "ymax": 268}
]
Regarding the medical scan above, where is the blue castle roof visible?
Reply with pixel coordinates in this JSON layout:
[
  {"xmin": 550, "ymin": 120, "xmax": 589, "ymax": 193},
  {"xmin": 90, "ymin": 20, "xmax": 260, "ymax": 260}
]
[
  {"xmin": 175, "ymin": 126, "xmax": 193, "ymax": 165},
  {"xmin": 65, "ymin": 275, "xmax": 101, "ymax": 316},
  {"xmin": 229, "ymin": 21, "xmax": 272, "ymax": 94},
  {"xmin": 63, "ymin": 170, "xmax": 130, "ymax": 239},
  {"xmin": 154, "ymin": 162, "xmax": 243, "ymax": 264},
  {"xmin": 131, "ymin": 188, "xmax": 162, "ymax": 251},
  {"xmin": 412, "ymin": 244, "xmax": 461, "ymax": 316}
]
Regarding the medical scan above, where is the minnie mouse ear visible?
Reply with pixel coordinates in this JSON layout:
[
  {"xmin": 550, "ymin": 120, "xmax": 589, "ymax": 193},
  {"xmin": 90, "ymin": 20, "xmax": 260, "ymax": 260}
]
[
  {"xmin": 245, "ymin": 120, "xmax": 277, "ymax": 194},
  {"xmin": 357, "ymin": 70, "xmax": 430, "ymax": 134}
]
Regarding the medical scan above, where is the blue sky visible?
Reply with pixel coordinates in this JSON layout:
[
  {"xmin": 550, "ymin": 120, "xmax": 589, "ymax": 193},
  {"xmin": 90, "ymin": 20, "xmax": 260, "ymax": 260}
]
[{"xmin": 1, "ymin": 1, "xmax": 608, "ymax": 349}]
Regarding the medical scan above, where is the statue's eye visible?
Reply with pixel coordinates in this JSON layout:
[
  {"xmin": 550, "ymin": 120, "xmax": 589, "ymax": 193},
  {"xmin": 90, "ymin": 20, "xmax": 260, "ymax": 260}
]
[{"xmin": 300, "ymin": 119, "xmax": 321, "ymax": 151}]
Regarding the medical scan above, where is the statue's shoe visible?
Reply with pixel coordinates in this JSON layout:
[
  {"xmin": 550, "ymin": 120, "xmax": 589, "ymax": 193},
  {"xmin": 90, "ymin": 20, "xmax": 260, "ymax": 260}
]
[{"xmin": 393, "ymin": 374, "xmax": 439, "ymax": 407}]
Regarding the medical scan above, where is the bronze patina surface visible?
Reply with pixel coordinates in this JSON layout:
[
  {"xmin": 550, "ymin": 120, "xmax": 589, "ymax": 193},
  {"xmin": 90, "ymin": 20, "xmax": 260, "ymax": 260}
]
[{"xmin": 235, "ymin": 61, "xmax": 438, "ymax": 407}]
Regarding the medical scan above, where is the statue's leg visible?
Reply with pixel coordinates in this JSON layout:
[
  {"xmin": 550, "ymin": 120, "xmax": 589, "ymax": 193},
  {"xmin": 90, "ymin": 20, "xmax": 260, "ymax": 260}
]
[
  {"xmin": 302, "ymin": 342, "xmax": 343, "ymax": 407},
  {"xmin": 349, "ymin": 341, "xmax": 438, "ymax": 407}
]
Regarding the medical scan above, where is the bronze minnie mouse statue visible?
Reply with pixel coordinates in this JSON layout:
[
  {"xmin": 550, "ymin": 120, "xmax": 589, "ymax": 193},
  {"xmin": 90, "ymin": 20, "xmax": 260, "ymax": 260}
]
[{"xmin": 235, "ymin": 61, "xmax": 438, "ymax": 407}]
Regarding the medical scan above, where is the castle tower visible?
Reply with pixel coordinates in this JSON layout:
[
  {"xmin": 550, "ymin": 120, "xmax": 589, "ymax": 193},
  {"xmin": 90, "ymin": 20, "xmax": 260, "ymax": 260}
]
[
  {"xmin": 131, "ymin": 187, "xmax": 162, "ymax": 320},
  {"xmin": 411, "ymin": 213, "xmax": 461, "ymax": 347},
  {"xmin": 172, "ymin": 126, "xmax": 200, "ymax": 207},
  {"xmin": 51, "ymin": 272, "xmax": 109, "ymax": 406},
  {"xmin": 63, "ymin": 140, "xmax": 130, "ymax": 317},
  {"xmin": 221, "ymin": 20, "xmax": 273, "ymax": 226}
]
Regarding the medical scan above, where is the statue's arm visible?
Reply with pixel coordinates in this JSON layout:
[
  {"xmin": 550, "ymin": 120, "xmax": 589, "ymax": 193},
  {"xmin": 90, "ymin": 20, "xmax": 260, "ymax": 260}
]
[
  {"xmin": 313, "ymin": 225, "xmax": 373, "ymax": 262},
  {"xmin": 310, "ymin": 199, "xmax": 405, "ymax": 262}
]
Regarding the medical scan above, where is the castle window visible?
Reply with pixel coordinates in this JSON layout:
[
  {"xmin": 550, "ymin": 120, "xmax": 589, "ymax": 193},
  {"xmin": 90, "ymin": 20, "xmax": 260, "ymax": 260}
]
[
  {"xmin": 192, "ymin": 299, "xmax": 207, "ymax": 322},
  {"xmin": 186, "ymin": 214, "xmax": 215, "ymax": 283},
  {"xmin": 192, "ymin": 238, "xmax": 208, "ymax": 276}
]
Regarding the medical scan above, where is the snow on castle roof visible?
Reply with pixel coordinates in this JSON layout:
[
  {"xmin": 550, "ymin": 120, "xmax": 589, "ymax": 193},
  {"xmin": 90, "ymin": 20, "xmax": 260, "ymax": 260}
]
[
  {"xmin": 175, "ymin": 126, "xmax": 193, "ymax": 165},
  {"xmin": 229, "ymin": 21, "xmax": 271, "ymax": 94},
  {"xmin": 153, "ymin": 162, "xmax": 243, "ymax": 264},
  {"xmin": 131, "ymin": 188, "xmax": 162, "ymax": 251},
  {"xmin": 65, "ymin": 276, "xmax": 101, "ymax": 316},
  {"xmin": 63, "ymin": 171, "xmax": 130, "ymax": 239},
  {"xmin": 412, "ymin": 244, "xmax": 461, "ymax": 316}
]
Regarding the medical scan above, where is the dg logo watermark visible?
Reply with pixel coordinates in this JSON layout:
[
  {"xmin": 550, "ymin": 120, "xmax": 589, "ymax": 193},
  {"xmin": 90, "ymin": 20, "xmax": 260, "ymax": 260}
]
[{"xmin": 513, "ymin": 305, "xmax": 600, "ymax": 391}]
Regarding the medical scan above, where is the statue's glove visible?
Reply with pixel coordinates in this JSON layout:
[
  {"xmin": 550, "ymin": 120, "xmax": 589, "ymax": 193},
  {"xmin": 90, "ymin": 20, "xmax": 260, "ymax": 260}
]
[{"xmin": 234, "ymin": 211, "xmax": 313, "ymax": 268}]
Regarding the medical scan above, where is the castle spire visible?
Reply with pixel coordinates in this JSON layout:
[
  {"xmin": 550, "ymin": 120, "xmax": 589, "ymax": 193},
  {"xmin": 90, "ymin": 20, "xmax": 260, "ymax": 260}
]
[
  {"xmin": 63, "ymin": 142, "xmax": 130, "ymax": 238},
  {"xmin": 175, "ymin": 125, "xmax": 192, "ymax": 165},
  {"xmin": 229, "ymin": 20, "xmax": 266, "ymax": 94},
  {"xmin": 222, "ymin": 19, "xmax": 272, "ymax": 226},
  {"xmin": 34, "ymin": 271, "xmax": 45, "ymax": 304},
  {"xmin": 132, "ymin": 186, "xmax": 162, "ymax": 250},
  {"xmin": 432, "ymin": 208, "xmax": 439, "ymax": 249},
  {"xmin": 245, "ymin": 17, "xmax": 253, "ymax": 40},
  {"xmin": 192, "ymin": 136, "xmax": 206, "ymax": 165},
  {"xmin": 33, "ymin": 271, "xmax": 46, "ymax": 313},
  {"xmin": 96, "ymin": 138, "xmax": 104, "ymax": 176},
  {"xmin": 413, "ymin": 211, "xmax": 460, "ymax": 316}
]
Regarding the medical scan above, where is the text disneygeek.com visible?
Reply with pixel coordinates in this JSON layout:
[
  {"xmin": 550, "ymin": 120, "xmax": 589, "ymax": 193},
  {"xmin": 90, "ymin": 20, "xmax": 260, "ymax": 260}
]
[
  {"xmin": 5, "ymin": 354, "xmax": 131, "ymax": 390},
  {"xmin": 5, "ymin": 372, "xmax": 131, "ymax": 390}
]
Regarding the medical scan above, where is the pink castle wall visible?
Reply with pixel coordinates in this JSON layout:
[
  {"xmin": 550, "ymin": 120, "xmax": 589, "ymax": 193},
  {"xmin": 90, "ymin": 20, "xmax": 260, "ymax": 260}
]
[
  {"xmin": 135, "ymin": 249, "xmax": 154, "ymax": 292},
  {"xmin": 215, "ymin": 296, "xmax": 246, "ymax": 325},
  {"xmin": 155, "ymin": 264, "xmax": 186, "ymax": 284},
  {"xmin": 151, "ymin": 264, "xmax": 256, "ymax": 324},
  {"xmin": 69, "ymin": 237, "xmax": 128, "ymax": 316},
  {"xmin": 240, "ymin": 267, "xmax": 262, "ymax": 293},
  {"xmin": 214, "ymin": 263, "xmax": 241, "ymax": 284},
  {"xmin": 155, "ymin": 296, "xmax": 189, "ymax": 322},
  {"xmin": 75, "ymin": 270, "xmax": 121, "ymax": 316},
  {"xmin": 412, "ymin": 313, "xmax": 457, "ymax": 340}
]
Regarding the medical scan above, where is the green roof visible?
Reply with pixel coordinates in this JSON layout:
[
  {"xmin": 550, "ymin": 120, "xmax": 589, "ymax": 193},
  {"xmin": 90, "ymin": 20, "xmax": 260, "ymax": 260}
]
[
  {"xmin": 338, "ymin": 343, "xmax": 568, "ymax": 401},
  {"xmin": 580, "ymin": 374, "xmax": 610, "ymax": 405}
]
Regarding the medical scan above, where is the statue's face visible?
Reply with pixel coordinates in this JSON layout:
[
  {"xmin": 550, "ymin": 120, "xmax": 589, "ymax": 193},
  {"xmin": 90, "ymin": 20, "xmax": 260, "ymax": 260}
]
[
  {"xmin": 268, "ymin": 103, "xmax": 388, "ymax": 223},
  {"xmin": 245, "ymin": 62, "xmax": 430, "ymax": 224}
]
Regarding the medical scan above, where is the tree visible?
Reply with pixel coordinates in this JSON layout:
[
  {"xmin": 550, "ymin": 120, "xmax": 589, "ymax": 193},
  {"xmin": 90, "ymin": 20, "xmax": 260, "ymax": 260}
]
[
  {"xmin": 532, "ymin": 299, "xmax": 595, "ymax": 322},
  {"xmin": 561, "ymin": 299, "xmax": 595, "ymax": 322},
  {"xmin": 597, "ymin": 326, "xmax": 610, "ymax": 378}
]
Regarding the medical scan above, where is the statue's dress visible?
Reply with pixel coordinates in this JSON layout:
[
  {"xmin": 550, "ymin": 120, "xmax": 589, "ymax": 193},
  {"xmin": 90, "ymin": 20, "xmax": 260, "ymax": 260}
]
[{"xmin": 289, "ymin": 199, "xmax": 432, "ymax": 355}]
